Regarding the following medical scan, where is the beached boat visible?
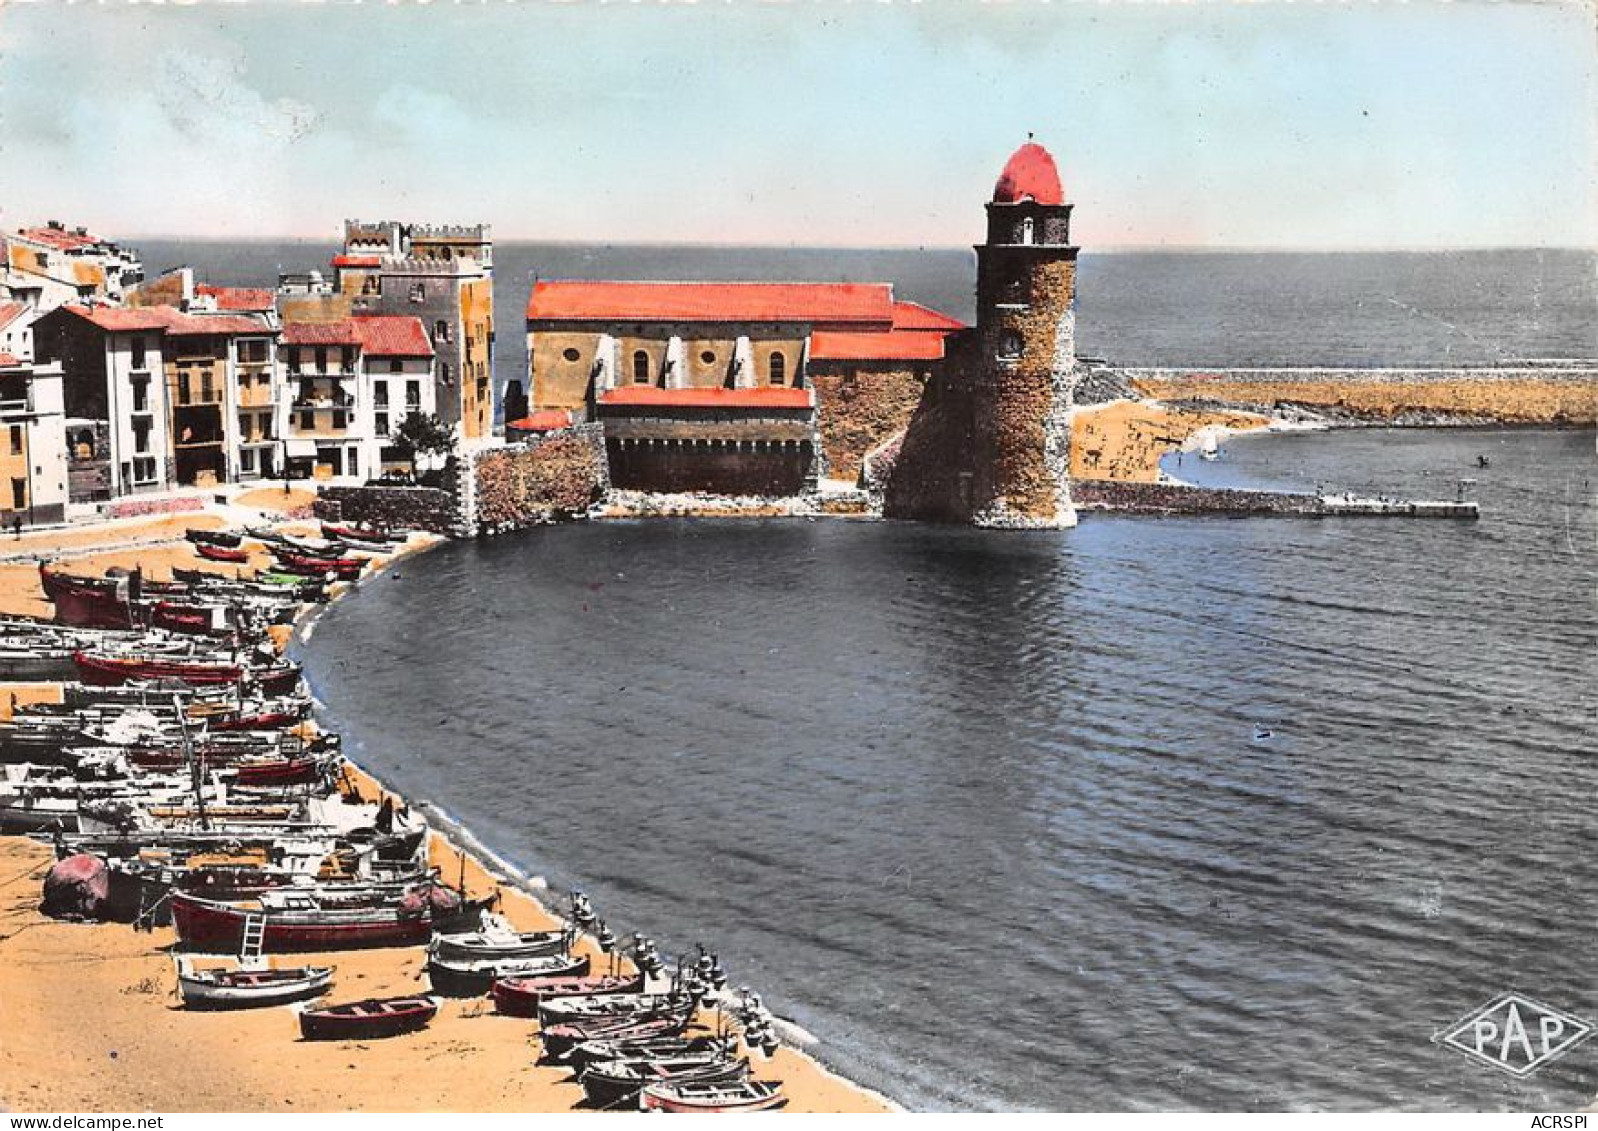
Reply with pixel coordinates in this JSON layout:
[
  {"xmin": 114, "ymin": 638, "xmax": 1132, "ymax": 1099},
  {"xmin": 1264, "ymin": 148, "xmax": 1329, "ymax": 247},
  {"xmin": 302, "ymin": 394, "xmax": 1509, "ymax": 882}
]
[
  {"xmin": 73, "ymin": 650, "xmax": 244, "ymax": 687},
  {"xmin": 430, "ymin": 917, "xmax": 572, "ymax": 963},
  {"xmin": 170, "ymin": 888, "xmax": 440, "ymax": 953},
  {"xmin": 426, "ymin": 949, "xmax": 588, "ymax": 998},
  {"xmin": 580, "ymin": 1055, "xmax": 750, "ymax": 1111},
  {"xmin": 538, "ymin": 991, "xmax": 692, "ymax": 1028},
  {"xmin": 185, "ymin": 529, "xmax": 244, "ymax": 549},
  {"xmin": 231, "ymin": 756, "xmax": 330, "ymax": 788},
  {"xmin": 195, "ymin": 542, "xmax": 251, "ymax": 564},
  {"xmin": 149, "ymin": 601, "xmax": 234, "ymax": 637},
  {"xmin": 320, "ymin": 521, "xmax": 404, "ymax": 546},
  {"xmin": 639, "ymin": 1079, "xmax": 787, "ymax": 1113},
  {"xmin": 298, "ymin": 995, "xmax": 438, "ymax": 1041},
  {"xmin": 271, "ymin": 549, "xmax": 365, "ymax": 581},
  {"xmin": 540, "ymin": 1014, "xmax": 693, "ymax": 1061},
  {"xmin": 563, "ymin": 1034, "xmax": 732, "ymax": 1072},
  {"xmin": 491, "ymin": 971, "xmax": 644, "ymax": 1018},
  {"xmin": 41, "ymin": 566, "xmax": 135, "ymax": 629},
  {"xmin": 175, "ymin": 957, "xmax": 333, "ymax": 1010}
]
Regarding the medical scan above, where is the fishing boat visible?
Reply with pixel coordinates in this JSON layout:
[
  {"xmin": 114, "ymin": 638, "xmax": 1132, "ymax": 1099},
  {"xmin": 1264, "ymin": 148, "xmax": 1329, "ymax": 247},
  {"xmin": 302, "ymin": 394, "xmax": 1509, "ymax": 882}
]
[
  {"xmin": 73, "ymin": 650, "xmax": 244, "ymax": 687},
  {"xmin": 185, "ymin": 529, "xmax": 244, "ymax": 549},
  {"xmin": 298, "ymin": 994, "xmax": 438, "ymax": 1041},
  {"xmin": 271, "ymin": 549, "xmax": 365, "ymax": 581},
  {"xmin": 232, "ymin": 756, "xmax": 329, "ymax": 788},
  {"xmin": 538, "ymin": 991, "xmax": 692, "ymax": 1028},
  {"xmin": 1199, "ymin": 432, "xmax": 1222, "ymax": 461},
  {"xmin": 491, "ymin": 971, "xmax": 644, "ymax": 1018},
  {"xmin": 149, "ymin": 602, "xmax": 235, "ymax": 637},
  {"xmin": 427, "ymin": 949, "xmax": 588, "ymax": 998},
  {"xmin": 170, "ymin": 887, "xmax": 443, "ymax": 953},
  {"xmin": 430, "ymin": 916, "xmax": 572, "ymax": 963},
  {"xmin": 580, "ymin": 1055, "xmax": 750, "ymax": 1111},
  {"xmin": 40, "ymin": 565, "xmax": 135, "ymax": 629},
  {"xmin": 320, "ymin": 521, "xmax": 403, "ymax": 546},
  {"xmin": 175, "ymin": 957, "xmax": 333, "ymax": 1010},
  {"xmin": 639, "ymin": 1079, "xmax": 787, "ymax": 1114},
  {"xmin": 195, "ymin": 543, "xmax": 251, "ymax": 564},
  {"xmin": 540, "ymin": 1014, "xmax": 692, "ymax": 1061},
  {"xmin": 563, "ymin": 1034, "xmax": 733, "ymax": 1073}
]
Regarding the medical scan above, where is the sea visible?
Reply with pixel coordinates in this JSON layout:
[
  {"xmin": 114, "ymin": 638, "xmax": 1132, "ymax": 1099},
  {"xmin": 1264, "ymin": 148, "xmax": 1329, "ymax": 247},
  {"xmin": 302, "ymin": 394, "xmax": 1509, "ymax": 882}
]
[{"xmin": 142, "ymin": 239, "xmax": 1597, "ymax": 1110}]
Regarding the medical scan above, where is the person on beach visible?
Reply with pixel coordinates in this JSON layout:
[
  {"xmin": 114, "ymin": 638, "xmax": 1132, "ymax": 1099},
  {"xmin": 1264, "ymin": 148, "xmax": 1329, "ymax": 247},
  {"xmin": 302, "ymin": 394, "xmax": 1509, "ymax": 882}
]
[{"xmin": 11, "ymin": 516, "xmax": 20, "ymax": 539}]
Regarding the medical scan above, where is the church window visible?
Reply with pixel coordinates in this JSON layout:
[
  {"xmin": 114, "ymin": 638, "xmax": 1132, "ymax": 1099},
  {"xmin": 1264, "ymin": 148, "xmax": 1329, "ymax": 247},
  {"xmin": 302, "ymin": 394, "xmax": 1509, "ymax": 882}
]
[
  {"xmin": 768, "ymin": 352, "xmax": 786, "ymax": 386},
  {"xmin": 999, "ymin": 332, "xmax": 1023, "ymax": 361},
  {"xmin": 633, "ymin": 350, "xmax": 650, "ymax": 384},
  {"xmin": 1020, "ymin": 216, "xmax": 1035, "ymax": 245},
  {"xmin": 562, "ymin": 347, "xmax": 580, "ymax": 363},
  {"xmin": 700, "ymin": 350, "xmax": 716, "ymax": 364}
]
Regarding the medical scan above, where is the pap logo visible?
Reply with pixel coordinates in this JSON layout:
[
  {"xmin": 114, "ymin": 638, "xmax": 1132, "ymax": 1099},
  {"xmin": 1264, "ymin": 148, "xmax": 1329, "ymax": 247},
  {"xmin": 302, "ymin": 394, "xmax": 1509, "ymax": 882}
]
[{"xmin": 1437, "ymin": 994, "xmax": 1594, "ymax": 1077}]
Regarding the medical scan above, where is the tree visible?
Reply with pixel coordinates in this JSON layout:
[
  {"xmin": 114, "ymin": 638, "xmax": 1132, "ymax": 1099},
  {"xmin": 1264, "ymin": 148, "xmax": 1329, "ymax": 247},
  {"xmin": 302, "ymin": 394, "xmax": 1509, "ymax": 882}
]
[{"xmin": 391, "ymin": 412, "xmax": 456, "ymax": 478}]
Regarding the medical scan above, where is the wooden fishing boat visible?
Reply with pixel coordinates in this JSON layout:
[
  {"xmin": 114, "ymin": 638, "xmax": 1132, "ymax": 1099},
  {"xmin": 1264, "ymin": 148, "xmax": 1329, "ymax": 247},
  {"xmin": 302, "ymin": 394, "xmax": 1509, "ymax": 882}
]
[
  {"xmin": 175, "ymin": 957, "xmax": 332, "ymax": 1010},
  {"xmin": 563, "ymin": 1034, "xmax": 732, "ymax": 1073},
  {"xmin": 210, "ymin": 711, "xmax": 305, "ymax": 733},
  {"xmin": 272, "ymin": 549, "xmax": 365, "ymax": 581},
  {"xmin": 185, "ymin": 529, "xmax": 244, "ymax": 549},
  {"xmin": 538, "ymin": 991, "xmax": 692, "ymax": 1029},
  {"xmin": 580, "ymin": 1055, "xmax": 750, "ymax": 1111},
  {"xmin": 640, "ymin": 1079, "xmax": 787, "ymax": 1114},
  {"xmin": 320, "ymin": 521, "xmax": 403, "ymax": 546},
  {"xmin": 195, "ymin": 542, "xmax": 251, "ymax": 564},
  {"xmin": 430, "ymin": 918, "xmax": 572, "ymax": 963},
  {"xmin": 170, "ymin": 889, "xmax": 439, "ymax": 953},
  {"xmin": 73, "ymin": 650, "xmax": 244, "ymax": 687},
  {"xmin": 491, "ymin": 971, "xmax": 644, "ymax": 1019},
  {"xmin": 540, "ymin": 1015, "xmax": 692, "ymax": 1061},
  {"xmin": 298, "ymin": 994, "xmax": 438, "ymax": 1041},
  {"xmin": 426, "ymin": 949, "xmax": 588, "ymax": 998},
  {"xmin": 41, "ymin": 566, "xmax": 134, "ymax": 629},
  {"xmin": 149, "ymin": 601, "xmax": 233, "ymax": 637}
]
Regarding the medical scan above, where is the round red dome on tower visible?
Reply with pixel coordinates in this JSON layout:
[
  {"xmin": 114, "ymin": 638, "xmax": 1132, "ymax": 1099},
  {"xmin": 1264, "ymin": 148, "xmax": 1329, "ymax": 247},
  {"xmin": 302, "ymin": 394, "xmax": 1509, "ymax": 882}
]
[{"xmin": 993, "ymin": 142, "xmax": 1063, "ymax": 205}]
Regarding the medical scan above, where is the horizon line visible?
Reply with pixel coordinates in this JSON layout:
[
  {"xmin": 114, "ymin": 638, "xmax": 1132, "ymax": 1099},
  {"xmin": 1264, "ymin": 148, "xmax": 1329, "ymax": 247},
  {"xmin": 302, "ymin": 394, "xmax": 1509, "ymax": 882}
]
[{"xmin": 112, "ymin": 234, "xmax": 1598, "ymax": 256}]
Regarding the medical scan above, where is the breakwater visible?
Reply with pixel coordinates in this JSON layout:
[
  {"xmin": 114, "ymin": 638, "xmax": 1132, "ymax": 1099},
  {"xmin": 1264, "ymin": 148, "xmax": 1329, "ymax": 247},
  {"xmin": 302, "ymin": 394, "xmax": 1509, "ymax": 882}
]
[{"xmin": 1123, "ymin": 365, "xmax": 1598, "ymax": 425}]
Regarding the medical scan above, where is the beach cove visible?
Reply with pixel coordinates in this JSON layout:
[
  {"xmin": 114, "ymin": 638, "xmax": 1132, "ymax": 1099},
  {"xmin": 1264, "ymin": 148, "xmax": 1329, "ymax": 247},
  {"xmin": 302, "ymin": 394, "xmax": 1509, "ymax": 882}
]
[{"xmin": 0, "ymin": 496, "xmax": 892, "ymax": 1114}]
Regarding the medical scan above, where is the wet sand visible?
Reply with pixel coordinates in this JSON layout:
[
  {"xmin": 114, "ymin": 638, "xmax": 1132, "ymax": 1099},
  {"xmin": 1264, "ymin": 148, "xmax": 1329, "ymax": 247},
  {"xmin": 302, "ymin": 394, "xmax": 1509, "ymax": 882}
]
[{"xmin": 0, "ymin": 502, "xmax": 891, "ymax": 1113}]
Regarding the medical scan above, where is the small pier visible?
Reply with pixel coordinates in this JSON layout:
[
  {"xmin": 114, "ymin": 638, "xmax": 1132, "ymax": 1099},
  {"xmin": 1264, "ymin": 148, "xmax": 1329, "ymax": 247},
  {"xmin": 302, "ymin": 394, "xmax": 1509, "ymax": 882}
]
[{"xmin": 1319, "ymin": 494, "xmax": 1479, "ymax": 519}]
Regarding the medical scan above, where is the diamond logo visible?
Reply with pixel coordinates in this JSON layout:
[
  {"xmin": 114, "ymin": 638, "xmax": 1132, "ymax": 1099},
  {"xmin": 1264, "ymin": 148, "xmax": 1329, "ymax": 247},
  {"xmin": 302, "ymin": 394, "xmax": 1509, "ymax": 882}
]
[{"xmin": 1437, "ymin": 994, "xmax": 1594, "ymax": 1077}]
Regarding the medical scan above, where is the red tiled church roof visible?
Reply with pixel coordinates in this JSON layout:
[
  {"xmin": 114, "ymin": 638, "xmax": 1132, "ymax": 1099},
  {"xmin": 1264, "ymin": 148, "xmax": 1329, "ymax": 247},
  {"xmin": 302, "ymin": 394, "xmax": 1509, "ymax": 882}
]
[
  {"xmin": 889, "ymin": 301, "xmax": 965, "ymax": 332},
  {"xmin": 808, "ymin": 329, "xmax": 950, "ymax": 362},
  {"xmin": 599, "ymin": 386, "xmax": 813, "ymax": 409},
  {"xmin": 528, "ymin": 282, "xmax": 895, "ymax": 326}
]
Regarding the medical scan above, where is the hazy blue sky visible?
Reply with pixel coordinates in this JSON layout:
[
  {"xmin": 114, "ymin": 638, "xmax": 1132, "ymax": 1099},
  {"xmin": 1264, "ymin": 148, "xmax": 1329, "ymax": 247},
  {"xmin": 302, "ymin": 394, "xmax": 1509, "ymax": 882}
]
[{"xmin": 2, "ymin": 1, "xmax": 1594, "ymax": 249}]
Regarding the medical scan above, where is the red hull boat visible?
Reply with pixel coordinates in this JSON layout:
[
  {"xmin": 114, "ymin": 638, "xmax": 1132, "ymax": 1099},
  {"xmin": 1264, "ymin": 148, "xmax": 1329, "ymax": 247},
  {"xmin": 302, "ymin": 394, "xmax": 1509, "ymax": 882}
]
[
  {"xmin": 492, "ymin": 972, "xmax": 644, "ymax": 1018},
  {"xmin": 196, "ymin": 543, "xmax": 250, "ymax": 564},
  {"xmin": 299, "ymin": 995, "xmax": 438, "ymax": 1041},
  {"xmin": 171, "ymin": 891, "xmax": 438, "ymax": 953},
  {"xmin": 320, "ymin": 522, "xmax": 401, "ymax": 546},
  {"xmin": 234, "ymin": 757, "xmax": 326, "ymax": 788},
  {"xmin": 272, "ymin": 549, "xmax": 365, "ymax": 581},
  {"xmin": 73, "ymin": 650, "xmax": 243, "ymax": 687},
  {"xmin": 150, "ymin": 602, "xmax": 231, "ymax": 637},
  {"xmin": 210, "ymin": 711, "xmax": 302, "ymax": 733},
  {"xmin": 41, "ymin": 566, "xmax": 134, "ymax": 629}
]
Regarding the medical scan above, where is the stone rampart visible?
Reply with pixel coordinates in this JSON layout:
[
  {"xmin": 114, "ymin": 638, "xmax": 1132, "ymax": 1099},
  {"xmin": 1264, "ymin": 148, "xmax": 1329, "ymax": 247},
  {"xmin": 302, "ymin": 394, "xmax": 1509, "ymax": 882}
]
[{"xmin": 471, "ymin": 423, "xmax": 609, "ymax": 534}]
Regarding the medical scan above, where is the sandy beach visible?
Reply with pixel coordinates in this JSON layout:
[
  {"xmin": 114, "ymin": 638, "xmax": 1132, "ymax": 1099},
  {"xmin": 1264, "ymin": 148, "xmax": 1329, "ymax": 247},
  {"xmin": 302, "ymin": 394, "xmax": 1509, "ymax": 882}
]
[{"xmin": 0, "ymin": 496, "xmax": 892, "ymax": 1113}]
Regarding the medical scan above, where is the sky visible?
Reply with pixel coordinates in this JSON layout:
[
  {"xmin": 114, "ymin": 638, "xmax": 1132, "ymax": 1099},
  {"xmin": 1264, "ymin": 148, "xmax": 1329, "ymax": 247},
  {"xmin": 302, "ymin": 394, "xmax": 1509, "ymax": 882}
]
[{"xmin": 1, "ymin": 0, "xmax": 1594, "ymax": 250}]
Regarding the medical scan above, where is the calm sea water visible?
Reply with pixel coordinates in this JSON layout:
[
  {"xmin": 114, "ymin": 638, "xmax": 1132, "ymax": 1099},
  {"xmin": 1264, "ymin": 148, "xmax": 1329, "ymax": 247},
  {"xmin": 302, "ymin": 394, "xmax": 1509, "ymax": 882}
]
[
  {"xmin": 135, "ymin": 241, "xmax": 1598, "ymax": 378},
  {"xmin": 296, "ymin": 428, "xmax": 1595, "ymax": 1112}
]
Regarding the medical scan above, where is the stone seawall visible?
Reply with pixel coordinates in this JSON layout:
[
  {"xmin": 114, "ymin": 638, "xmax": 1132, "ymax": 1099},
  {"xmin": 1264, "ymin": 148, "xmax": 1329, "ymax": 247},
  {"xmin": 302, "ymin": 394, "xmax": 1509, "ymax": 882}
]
[
  {"xmin": 315, "ymin": 483, "xmax": 459, "ymax": 534},
  {"xmin": 471, "ymin": 423, "xmax": 609, "ymax": 534},
  {"xmin": 1123, "ymin": 366, "xmax": 1598, "ymax": 425}
]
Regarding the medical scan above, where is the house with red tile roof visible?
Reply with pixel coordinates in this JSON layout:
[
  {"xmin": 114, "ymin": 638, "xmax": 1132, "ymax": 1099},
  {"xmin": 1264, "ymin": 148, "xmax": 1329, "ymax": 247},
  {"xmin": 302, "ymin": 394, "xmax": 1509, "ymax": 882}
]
[
  {"xmin": 280, "ymin": 315, "xmax": 435, "ymax": 481},
  {"xmin": 3, "ymin": 221, "xmax": 143, "ymax": 311},
  {"xmin": 520, "ymin": 281, "xmax": 964, "ymax": 494}
]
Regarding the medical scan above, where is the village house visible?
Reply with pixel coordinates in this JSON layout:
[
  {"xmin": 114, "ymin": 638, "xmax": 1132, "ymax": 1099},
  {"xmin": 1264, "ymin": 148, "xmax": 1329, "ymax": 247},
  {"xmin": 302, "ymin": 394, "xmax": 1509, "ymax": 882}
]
[
  {"xmin": 279, "ymin": 315, "xmax": 435, "ymax": 481},
  {"xmin": 279, "ymin": 221, "xmax": 494, "ymax": 449},
  {"xmin": 32, "ymin": 304, "xmax": 278, "ymax": 498},
  {"xmin": 517, "ymin": 282, "xmax": 964, "ymax": 494},
  {"xmin": 0, "ymin": 352, "xmax": 69, "ymax": 527},
  {"xmin": 1, "ymin": 222, "xmax": 143, "ymax": 312}
]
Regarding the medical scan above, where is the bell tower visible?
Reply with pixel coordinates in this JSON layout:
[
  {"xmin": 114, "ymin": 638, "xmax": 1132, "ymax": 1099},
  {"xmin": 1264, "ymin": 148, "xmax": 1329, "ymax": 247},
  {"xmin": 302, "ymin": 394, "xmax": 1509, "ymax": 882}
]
[{"xmin": 970, "ymin": 139, "xmax": 1079, "ymax": 527}]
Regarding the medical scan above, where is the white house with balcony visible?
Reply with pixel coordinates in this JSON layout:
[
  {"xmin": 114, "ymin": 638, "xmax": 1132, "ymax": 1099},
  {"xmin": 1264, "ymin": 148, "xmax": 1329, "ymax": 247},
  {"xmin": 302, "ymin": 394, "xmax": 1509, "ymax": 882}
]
[
  {"xmin": 0, "ymin": 354, "xmax": 68, "ymax": 526},
  {"xmin": 280, "ymin": 315, "xmax": 434, "ymax": 481}
]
